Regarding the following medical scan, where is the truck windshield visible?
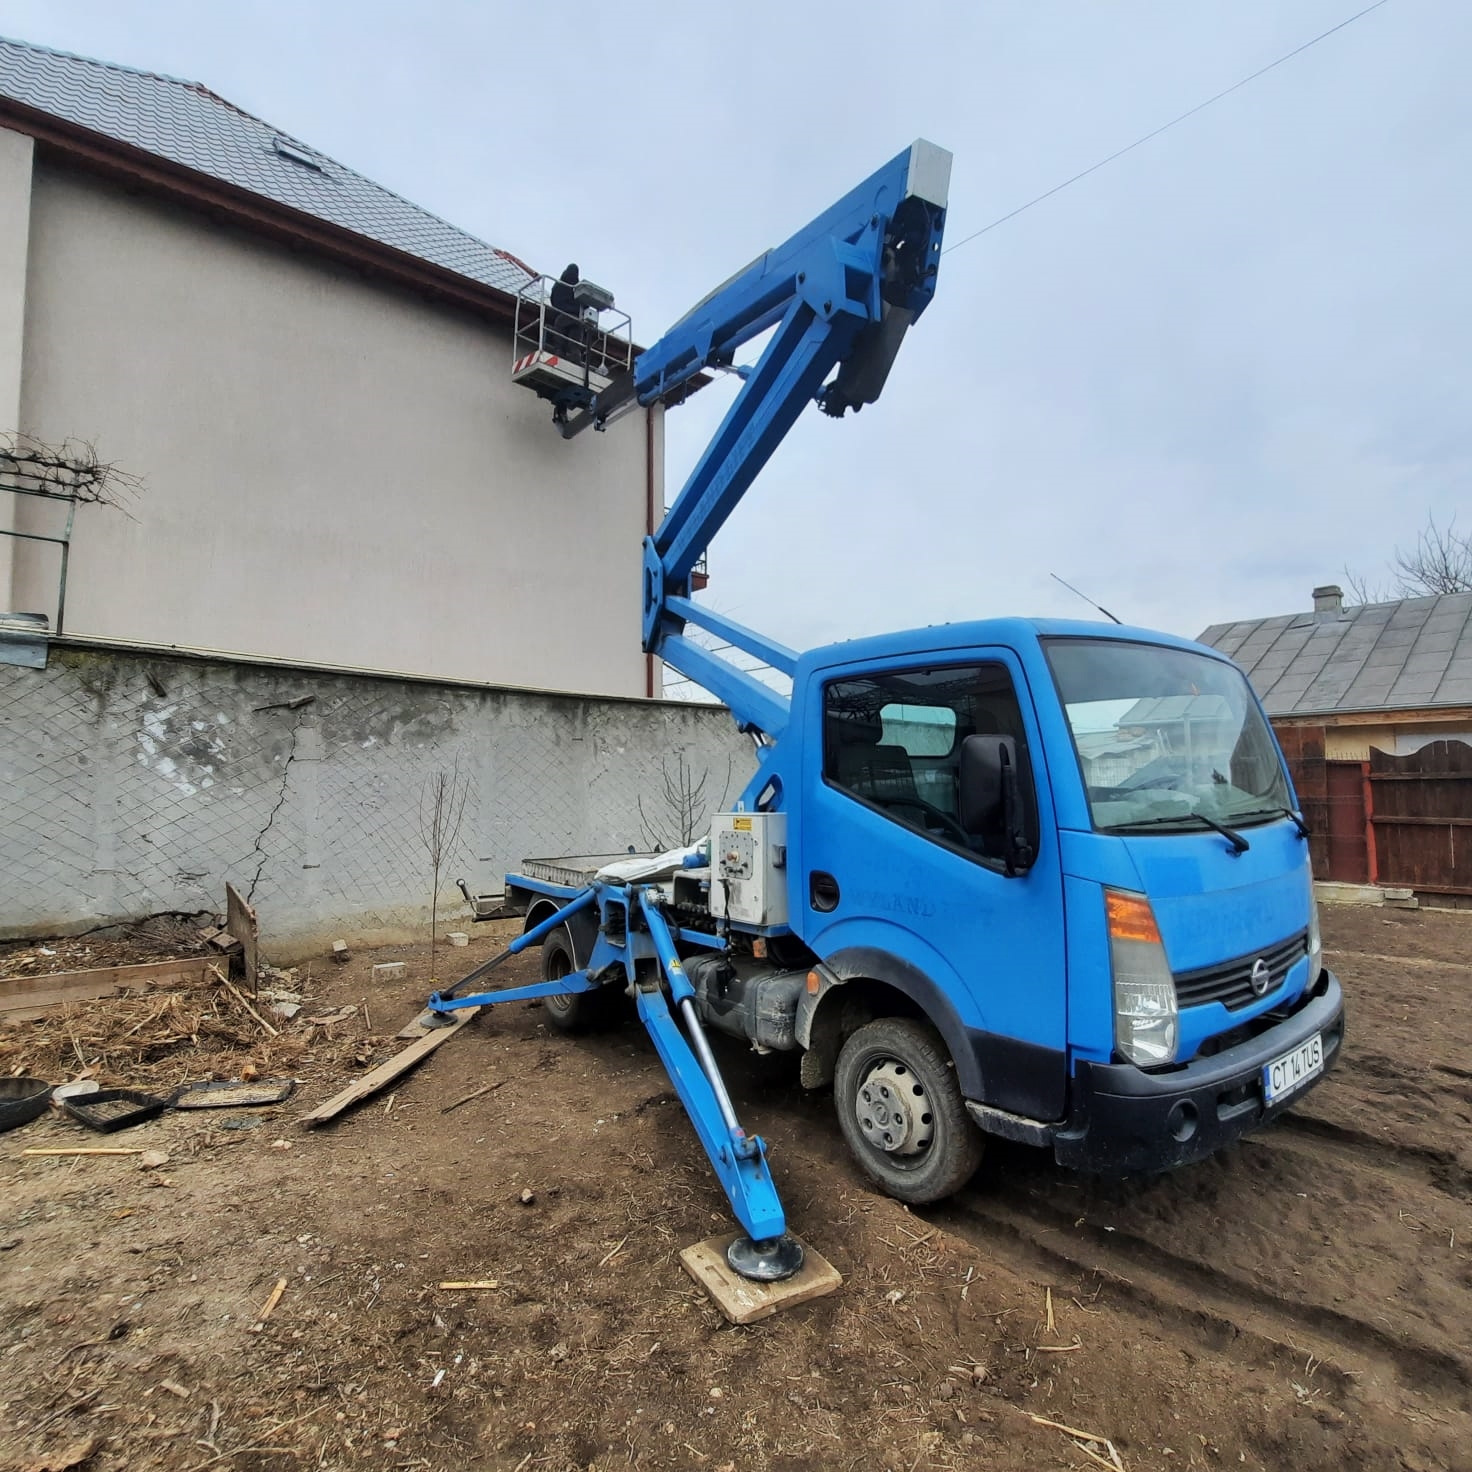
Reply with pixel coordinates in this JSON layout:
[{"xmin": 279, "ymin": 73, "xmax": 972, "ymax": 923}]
[{"xmin": 1043, "ymin": 637, "xmax": 1291, "ymax": 833}]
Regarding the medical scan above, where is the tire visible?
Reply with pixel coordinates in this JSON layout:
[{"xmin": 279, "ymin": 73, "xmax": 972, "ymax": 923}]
[
  {"xmin": 540, "ymin": 926, "xmax": 618, "ymax": 1033},
  {"xmin": 833, "ymin": 1017, "xmax": 984, "ymax": 1204}
]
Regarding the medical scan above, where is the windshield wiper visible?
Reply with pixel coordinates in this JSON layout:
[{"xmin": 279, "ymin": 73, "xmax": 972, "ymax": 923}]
[
  {"xmin": 1111, "ymin": 811, "xmax": 1250, "ymax": 855},
  {"xmin": 1232, "ymin": 806, "xmax": 1310, "ymax": 840}
]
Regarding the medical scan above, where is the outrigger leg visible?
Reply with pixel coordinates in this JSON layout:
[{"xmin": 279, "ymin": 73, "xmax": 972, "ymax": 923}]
[
  {"xmin": 424, "ymin": 886, "xmax": 601, "ymax": 1016},
  {"xmin": 423, "ymin": 881, "xmax": 802, "ymax": 1282},
  {"xmin": 635, "ymin": 888, "xmax": 804, "ymax": 1281}
]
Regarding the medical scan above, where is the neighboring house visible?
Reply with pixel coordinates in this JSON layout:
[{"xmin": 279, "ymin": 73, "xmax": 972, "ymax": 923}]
[
  {"xmin": 0, "ymin": 36, "xmax": 661, "ymax": 698},
  {"xmin": 1200, "ymin": 584, "xmax": 1472, "ymax": 902}
]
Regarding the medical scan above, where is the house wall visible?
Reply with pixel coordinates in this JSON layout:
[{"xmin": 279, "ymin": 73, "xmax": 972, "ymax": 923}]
[
  {"xmin": 0, "ymin": 125, "xmax": 34, "ymax": 611},
  {"xmin": 0, "ymin": 641, "xmax": 753, "ymax": 957},
  {"xmin": 11, "ymin": 152, "xmax": 653, "ymax": 698}
]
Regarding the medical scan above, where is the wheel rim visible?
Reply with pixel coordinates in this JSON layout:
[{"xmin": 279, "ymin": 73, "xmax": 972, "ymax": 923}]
[
  {"xmin": 544, "ymin": 937, "xmax": 575, "ymax": 1015},
  {"xmin": 854, "ymin": 1057, "xmax": 934, "ymax": 1157}
]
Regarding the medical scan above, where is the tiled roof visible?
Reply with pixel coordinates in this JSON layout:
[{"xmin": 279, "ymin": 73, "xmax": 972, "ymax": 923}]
[
  {"xmin": 0, "ymin": 35, "xmax": 536, "ymax": 298},
  {"xmin": 1200, "ymin": 592, "xmax": 1472, "ymax": 716}
]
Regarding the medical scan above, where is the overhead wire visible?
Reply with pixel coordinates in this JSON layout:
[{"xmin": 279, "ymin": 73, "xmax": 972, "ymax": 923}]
[{"xmin": 941, "ymin": 0, "xmax": 1392, "ymax": 257}]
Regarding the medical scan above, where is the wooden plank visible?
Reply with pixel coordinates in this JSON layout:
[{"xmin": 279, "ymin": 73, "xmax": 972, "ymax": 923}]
[
  {"xmin": 1369, "ymin": 773, "xmax": 1472, "ymax": 783},
  {"xmin": 226, "ymin": 882, "xmax": 259, "ymax": 993},
  {"xmin": 1, "ymin": 957, "xmax": 211, "ymax": 1019},
  {"xmin": 1371, "ymin": 815, "xmax": 1472, "ymax": 827},
  {"xmin": 23, "ymin": 1147, "xmax": 146, "ymax": 1157},
  {"xmin": 678, "ymin": 1233, "xmax": 841, "ymax": 1324},
  {"xmin": 297, "ymin": 1010, "xmax": 479, "ymax": 1127}
]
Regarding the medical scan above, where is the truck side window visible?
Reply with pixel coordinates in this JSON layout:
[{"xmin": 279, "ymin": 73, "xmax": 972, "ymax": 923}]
[{"xmin": 824, "ymin": 663, "xmax": 1038, "ymax": 868}]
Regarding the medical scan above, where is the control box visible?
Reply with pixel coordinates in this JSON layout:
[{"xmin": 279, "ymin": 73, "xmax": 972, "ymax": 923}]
[{"xmin": 709, "ymin": 812, "xmax": 788, "ymax": 928}]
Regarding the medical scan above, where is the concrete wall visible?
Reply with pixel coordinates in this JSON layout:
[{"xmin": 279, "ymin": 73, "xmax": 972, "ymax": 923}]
[
  {"xmin": 0, "ymin": 641, "xmax": 752, "ymax": 957},
  {"xmin": 11, "ymin": 151, "xmax": 654, "ymax": 698},
  {"xmin": 0, "ymin": 126, "xmax": 34, "ymax": 611}
]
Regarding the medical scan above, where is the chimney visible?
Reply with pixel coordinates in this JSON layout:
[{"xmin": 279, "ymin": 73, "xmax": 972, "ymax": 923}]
[{"xmin": 1312, "ymin": 584, "xmax": 1343, "ymax": 616}]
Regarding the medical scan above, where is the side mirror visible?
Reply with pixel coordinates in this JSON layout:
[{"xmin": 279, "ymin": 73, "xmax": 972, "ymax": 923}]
[
  {"xmin": 959, "ymin": 735, "xmax": 1034, "ymax": 876},
  {"xmin": 959, "ymin": 735, "xmax": 1009, "ymax": 832}
]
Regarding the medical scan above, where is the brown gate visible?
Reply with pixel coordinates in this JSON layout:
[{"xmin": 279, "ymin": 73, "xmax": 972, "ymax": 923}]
[
  {"xmin": 1368, "ymin": 739, "xmax": 1472, "ymax": 897},
  {"xmin": 1325, "ymin": 761, "xmax": 1369, "ymax": 884}
]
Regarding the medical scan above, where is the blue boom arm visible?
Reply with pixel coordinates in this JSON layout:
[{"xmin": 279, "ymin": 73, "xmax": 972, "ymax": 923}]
[
  {"xmin": 428, "ymin": 144, "xmax": 953, "ymax": 1278},
  {"xmin": 623, "ymin": 141, "xmax": 951, "ymax": 736}
]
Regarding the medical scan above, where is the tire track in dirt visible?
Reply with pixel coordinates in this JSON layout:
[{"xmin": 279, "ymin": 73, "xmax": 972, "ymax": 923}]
[
  {"xmin": 1265, "ymin": 1113, "xmax": 1472, "ymax": 1203},
  {"xmin": 938, "ymin": 1190, "xmax": 1472, "ymax": 1410},
  {"xmin": 934, "ymin": 1194, "xmax": 1357, "ymax": 1391}
]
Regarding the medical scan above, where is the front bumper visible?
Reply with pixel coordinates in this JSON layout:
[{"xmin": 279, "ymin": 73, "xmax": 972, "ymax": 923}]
[{"xmin": 1051, "ymin": 968, "xmax": 1345, "ymax": 1175}]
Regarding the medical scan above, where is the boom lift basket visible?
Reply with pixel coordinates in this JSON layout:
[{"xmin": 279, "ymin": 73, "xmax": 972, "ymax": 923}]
[{"xmin": 511, "ymin": 275, "xmax": 632, "ymax": 413}]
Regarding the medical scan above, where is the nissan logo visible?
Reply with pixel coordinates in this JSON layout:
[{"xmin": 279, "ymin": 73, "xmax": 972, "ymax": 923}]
[{"xmin": 1249, "ymin": 958, "xmax": 1272, "ymax": 997}]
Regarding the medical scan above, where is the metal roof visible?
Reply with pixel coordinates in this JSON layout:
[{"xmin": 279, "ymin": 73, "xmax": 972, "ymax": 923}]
[
  {"xmin": 1199, "ymin": 591, "xmax": 1472, "ymax": 717},
  {"xmin": 1120, "ymin": 695, "xmax": 1233, "ymax": 727},
  {"xmin": 0, "ymin": 35, "xmax": 536, "ymax": 298}
]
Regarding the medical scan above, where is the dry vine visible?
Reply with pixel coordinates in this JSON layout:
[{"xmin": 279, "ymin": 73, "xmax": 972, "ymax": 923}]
[{"xmin": 0, "ymin": 431, "xmax": 142, "ymax": 515}]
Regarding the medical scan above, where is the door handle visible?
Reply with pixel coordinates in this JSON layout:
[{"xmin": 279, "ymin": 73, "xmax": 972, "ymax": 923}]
[{"xmin": 809, "ymin": 870, "xmax": 840, "ymax": 912}]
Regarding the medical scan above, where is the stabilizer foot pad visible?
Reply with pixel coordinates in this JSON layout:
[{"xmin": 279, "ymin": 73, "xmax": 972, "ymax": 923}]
[
  {"xmin": 397, "ymin": 1008, "xmax": 457, "ymax": 1038},
  {"xmin": 679, "ymin": 1233, "xmax": 840, "ymax": 1324}
]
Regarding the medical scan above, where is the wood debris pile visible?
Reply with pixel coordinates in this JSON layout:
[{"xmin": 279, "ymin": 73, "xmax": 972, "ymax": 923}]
[
  {"xmin": 0, "ymin": 963, "xmax": 365, "ymax": 1091},
  {"xmin": 0, "ymin": 917, "xmax": 211, "ymax": 980}
]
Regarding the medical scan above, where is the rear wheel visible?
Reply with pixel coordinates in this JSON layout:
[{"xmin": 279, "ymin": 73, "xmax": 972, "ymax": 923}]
[
  {"xmin": 834, "ymin": 1017, "xmax": 984, "ymax": 1203},
  {"xmin": 540, "ymin": 926, "xmax": 618, "ymax": 1033}
]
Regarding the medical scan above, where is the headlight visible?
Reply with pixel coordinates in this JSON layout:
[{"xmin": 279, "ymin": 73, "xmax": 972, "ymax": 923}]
[
  {"xmin": 1307, "ymin": 895, "xmax": 1322, "ymax": 979},
  {"xmin": 1106, "ymin": 889, "xmax": 1178, "ymax": 1067}
]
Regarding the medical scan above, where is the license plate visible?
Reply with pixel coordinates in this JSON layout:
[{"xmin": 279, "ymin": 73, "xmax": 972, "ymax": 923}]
[{"xmin": 1263, "ymin": 1033, "xmax": 1323, "ymax": 1104}]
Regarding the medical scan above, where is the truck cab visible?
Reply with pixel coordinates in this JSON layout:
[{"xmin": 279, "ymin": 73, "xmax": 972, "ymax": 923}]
[{"xmin": 765, "ymin": 616, "xmax": 1344, "ymax": 1196}]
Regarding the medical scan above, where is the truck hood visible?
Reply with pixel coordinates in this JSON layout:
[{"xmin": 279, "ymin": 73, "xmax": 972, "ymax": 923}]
[
  {"xmin": 1119, "ymin": 821, "xmax": 1312, "ymax": 971},
  {"xmin": 1059, "ymin": 819, "xmax": 1312, "ymax": 971}
]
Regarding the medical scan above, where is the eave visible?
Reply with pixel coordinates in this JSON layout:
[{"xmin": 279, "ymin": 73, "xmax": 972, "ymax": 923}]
[{"xmin": 0, "ymin": 94, "xmax": 520, "ymax": 328}]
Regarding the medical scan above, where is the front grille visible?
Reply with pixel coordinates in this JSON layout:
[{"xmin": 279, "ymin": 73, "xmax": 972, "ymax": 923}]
[{"xmin": 1173, "ymin": 929, "xmax": 1308, "ymax": 1012}]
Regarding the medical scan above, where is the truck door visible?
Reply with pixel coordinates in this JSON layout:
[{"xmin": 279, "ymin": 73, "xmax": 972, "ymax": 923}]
[{"xmin": 796, "ymin": 654, "xmax": 1069, "ymax": 1120}]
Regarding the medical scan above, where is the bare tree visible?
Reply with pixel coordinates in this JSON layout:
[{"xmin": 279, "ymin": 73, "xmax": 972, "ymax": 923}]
[
  {"xmin": 638, "ymin": 751, "xmax": 734, "ymax": 850},
  {"xmin": 1392, "ymin": 515, "xmax": 1472, "ymax": 595},
  {"xmin": 417, "ymin": 758, "xmax": 471, "ymax": 982},
  {"xmin": 1342, "ymin": 564, "xmax": 1390, "ymax": 607},
  {"xmin": 1346, "ymin": 514, "xmax": 1472, "ymax": 604}
]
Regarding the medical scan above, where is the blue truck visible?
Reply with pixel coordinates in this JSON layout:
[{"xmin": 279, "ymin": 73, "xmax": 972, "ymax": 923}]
[{"xmin": 431, "ymin": 141, "xmax": 1345, "ymax": 1282}]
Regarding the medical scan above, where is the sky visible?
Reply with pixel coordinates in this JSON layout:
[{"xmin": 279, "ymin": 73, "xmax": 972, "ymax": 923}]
[{"xmin": 2, "ymin": 0, "xmax": 1468, "ymax": 657}]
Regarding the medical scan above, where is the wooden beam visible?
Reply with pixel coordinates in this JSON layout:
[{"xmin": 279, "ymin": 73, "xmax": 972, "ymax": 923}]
[
  {"xmin": 1291, "ymin": 707, "xmax": 1472, "ymax": 728},
  {"xmin": 297, "ymin": 1009, "xmax": 479, "ymax": 1127},
  {"xmin": 0, "ymin": 957, "xmax": 211, "ymax": 1021}
]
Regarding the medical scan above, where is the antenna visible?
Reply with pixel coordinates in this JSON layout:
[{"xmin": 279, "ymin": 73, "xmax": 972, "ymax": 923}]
[{"xmin": 1050, "ymin": 572, "xmax": 1123, "ymax": 625}]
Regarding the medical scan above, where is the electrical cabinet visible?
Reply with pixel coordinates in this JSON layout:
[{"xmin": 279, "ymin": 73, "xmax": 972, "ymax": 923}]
[{"xmin": 709, "ymin": 812, "xmax": 788, "ymax": 927}]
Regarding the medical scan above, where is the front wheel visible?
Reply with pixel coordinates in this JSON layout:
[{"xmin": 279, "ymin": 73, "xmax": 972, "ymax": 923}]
[{"xmin": 833, "ymin": 1017, "xmax": 984, "ymax": 1204}]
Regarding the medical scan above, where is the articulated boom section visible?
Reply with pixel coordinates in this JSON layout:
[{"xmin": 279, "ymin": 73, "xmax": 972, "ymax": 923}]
[
  {"xmin": 433, "ymin": 144, "xmax": 951, "ymax": 1284},
  {"xmin": 638, "ymin": 140, "xmax": 951, "ymax": 736}
]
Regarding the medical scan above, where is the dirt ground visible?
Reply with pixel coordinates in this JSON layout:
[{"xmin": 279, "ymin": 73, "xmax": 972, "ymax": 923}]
[{"xmin": 2, "ymin": 906, "xmax": 1470, "ymax": 1472}]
